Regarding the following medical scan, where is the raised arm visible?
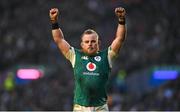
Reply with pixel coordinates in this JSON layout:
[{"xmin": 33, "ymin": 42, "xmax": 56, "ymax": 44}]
[
  {"xmin": 49, "ymin": 8, "xmax": 71, "ymax": 56},
  {"xmin": 111, "ymin": 7, "xmax": 126, "ymax": 54}
]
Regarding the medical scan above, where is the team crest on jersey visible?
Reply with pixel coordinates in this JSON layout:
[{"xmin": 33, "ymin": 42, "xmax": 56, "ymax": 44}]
[
  {"xmin": 86, "ymin": 62, "xmax": 96, "ymax": 71},
  {"xmin": 94, "ymin": 56, "xmax": 101, "ymax": 62}
]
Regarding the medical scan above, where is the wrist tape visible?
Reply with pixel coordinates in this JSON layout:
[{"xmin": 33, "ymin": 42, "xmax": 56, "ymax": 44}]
[
  {"xmin": 118, "ymin": 18, "xmax": 126, "ymax": 25},
  {"xmin": 52, "ymin": 22, "xmax": 59, "ymax": 29}
]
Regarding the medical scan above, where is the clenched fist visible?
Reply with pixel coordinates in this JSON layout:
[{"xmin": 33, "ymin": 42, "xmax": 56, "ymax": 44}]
[
  {"xmin": 49, "ymin": 8, "xmax": 59, "ymax": 23},
  {"xmin": 115, "ymin": 7, "xmax": 126, "ymax": 19}
]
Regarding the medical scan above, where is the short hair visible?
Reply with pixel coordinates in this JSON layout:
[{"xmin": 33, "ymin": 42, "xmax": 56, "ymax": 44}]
[{"xmin": 81, "ymin": 29, "xmax": 99, "ymax": 41}]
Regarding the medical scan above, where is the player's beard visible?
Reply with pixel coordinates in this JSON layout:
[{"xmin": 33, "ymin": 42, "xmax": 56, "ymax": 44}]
[{"xmin": 86, "ymin": 47, "xmax": 97, "ymax": 55}]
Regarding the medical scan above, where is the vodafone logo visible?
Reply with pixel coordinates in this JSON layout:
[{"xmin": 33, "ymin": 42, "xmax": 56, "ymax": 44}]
[{"xmin": 86, "ymin": 62, "xmax": 96, "ymax": 71}]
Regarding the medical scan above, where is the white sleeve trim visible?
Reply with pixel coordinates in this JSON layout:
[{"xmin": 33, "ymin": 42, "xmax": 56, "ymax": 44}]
[
  {"xmin": 65, "ymin": 47, "xmax": 76, "ymax": 68},
  {"xmin": 108, "ymin": 46, "xmax": 117, "ymax": 68}
]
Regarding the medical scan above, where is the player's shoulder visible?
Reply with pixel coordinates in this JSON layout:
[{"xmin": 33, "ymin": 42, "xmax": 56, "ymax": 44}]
[
  {"xmin": 70, "ymin": 47, "xmax": 82, "ymax": 55},
  {"xmin": 97, "ymin": 47, "xmax": 109, "ymax": 56},
  {"xmin": 101, "ymin": 47, "xmax": 109, "ymax": 53}
]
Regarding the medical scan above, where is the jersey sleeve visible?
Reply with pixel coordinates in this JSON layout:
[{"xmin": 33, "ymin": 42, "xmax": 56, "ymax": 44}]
[
  {"xmin": 108, "ymin": 46, "xmax": 117, "ymax": 68},
  {"xmin": 65, "ymin": 47, "xmax": 76, "ymax": 68}
]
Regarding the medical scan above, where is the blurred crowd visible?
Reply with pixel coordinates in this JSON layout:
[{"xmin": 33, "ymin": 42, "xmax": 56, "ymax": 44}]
[
  {"xmin": 0, "ymin": 0, "xmax": 179, "ymax": 111},
  {"xmin": 130, "ymin": 76, "xmax": 180, "ymax": 111}
]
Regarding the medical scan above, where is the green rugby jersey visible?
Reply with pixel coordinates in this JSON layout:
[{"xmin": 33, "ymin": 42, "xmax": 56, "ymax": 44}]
[{"xmin": 65, "ymin": 47, "xmax": 116, "ymax": 106}]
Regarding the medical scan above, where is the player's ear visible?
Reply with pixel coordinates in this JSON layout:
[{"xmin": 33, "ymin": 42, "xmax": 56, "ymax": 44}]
[
  {"xmin": 98, "ymin": 37, "xmax": 101, "ymax": 47},
  {"xmin": 80, "ymin": 42, "xmax": 83, "ymax": 48},
  {"xmin": 98, "ymin": 40, "xmax": 101, "ymax": 46},
  {"xmin": 80, "ymin": 35, "xmax": 84, "ymax": 48}
]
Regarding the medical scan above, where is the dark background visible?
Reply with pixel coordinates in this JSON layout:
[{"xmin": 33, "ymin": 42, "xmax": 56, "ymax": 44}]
[{"xmin": 0, "ymin": 0, "xmax": 180, "ymax": 111}]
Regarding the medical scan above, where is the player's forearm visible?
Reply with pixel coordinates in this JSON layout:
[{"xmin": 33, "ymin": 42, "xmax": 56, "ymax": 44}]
[
  {"xmin": 49, "ymin": 8, "xmax": 71, "ymax": 56},
  {"xmin": 52, "ymin": 28, "xmax": 64, "ymax": 43},
  {"xmin": 111, "ymin": 24, "xmax": 126, "ymax": 53},
  {"xmin": 111, "ymin": 7, "xmax": 127, "ymax": 53},
  {"xmin": 50, "ymin": 8, "xmax": 64, "ymax": 43},
  {"xmin": 115, "ymin": 24, "xmax": 126, "ymax": 42}
]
